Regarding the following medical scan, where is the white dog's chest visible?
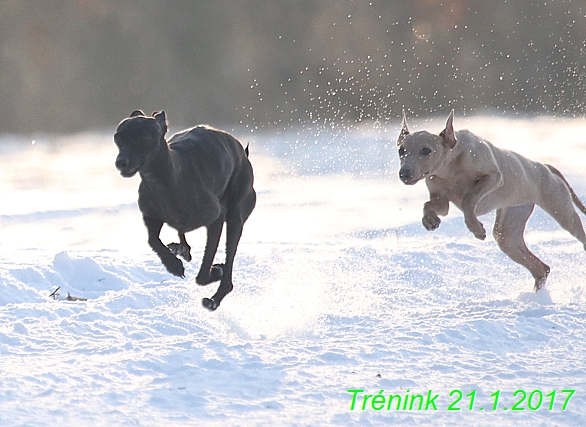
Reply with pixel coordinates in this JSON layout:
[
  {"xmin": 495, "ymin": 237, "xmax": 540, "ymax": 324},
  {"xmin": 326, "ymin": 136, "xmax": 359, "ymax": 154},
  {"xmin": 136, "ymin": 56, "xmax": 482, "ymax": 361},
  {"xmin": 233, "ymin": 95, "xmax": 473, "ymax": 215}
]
[{"xmin": 427, "ymin": 173, "xmax": 531, "ymax": 216}]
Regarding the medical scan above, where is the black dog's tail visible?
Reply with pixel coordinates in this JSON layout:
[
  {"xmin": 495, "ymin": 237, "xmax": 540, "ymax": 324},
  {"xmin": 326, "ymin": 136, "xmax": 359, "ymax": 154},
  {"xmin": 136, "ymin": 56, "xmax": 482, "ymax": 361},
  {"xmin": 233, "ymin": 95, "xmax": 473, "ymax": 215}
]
[
  {"xmin": 546, "ymin": 164, "xmax": 586, "ymax": 215},
  {"xmin": 244, "ymin": 143, "xmax": 250, "ymax": 157}
]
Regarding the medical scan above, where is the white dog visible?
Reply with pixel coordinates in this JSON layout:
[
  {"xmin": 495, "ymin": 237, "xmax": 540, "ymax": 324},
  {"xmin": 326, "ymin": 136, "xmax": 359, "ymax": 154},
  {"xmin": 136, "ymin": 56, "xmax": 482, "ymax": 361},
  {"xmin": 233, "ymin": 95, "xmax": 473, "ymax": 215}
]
[{"xmin": 397, "ymin": 110, "xmax": 586, "ymax": 290}]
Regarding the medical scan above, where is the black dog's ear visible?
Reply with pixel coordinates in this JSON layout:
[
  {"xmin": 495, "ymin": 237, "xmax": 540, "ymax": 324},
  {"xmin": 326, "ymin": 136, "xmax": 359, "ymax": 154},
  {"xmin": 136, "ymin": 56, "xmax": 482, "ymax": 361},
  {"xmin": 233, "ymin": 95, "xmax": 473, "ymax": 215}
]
[
  {"xmin": 153, "ymin": 111, "xmax": 168, "ymax": 136},
  {"xmin": 439, "ymin": 109, "xmax": 457, "ymax": 149},
  {"xmin": 130, "ymin": 110, "xmax": 145, "ymax": 118},
  {"xmin": 397, "ymin": 108, "xmax": 410, "ymax": 146}
]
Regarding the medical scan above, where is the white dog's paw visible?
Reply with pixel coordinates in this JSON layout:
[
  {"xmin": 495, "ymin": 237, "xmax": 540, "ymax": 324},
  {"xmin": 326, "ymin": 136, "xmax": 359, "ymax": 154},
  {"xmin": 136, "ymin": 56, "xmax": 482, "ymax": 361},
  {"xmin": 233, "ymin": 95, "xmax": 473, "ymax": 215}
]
[
  {"xmin": 474, "ymin": 228, "xmax": 486, "ymax": 240},
  {"xmin": 422, "ymin": 214, "xmax": 441, "ymax": 231},
  {"xmin": 466, "ymin": 218, "xmax": 486, "ymax": 240}
]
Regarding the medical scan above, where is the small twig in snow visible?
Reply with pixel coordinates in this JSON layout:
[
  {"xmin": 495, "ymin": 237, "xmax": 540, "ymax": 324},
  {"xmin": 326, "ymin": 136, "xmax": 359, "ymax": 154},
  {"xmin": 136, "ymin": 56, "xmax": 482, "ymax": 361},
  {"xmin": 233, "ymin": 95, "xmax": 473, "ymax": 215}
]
[{"xmin": 49, "ymin": 287, "xmax": 60, "ymax": 300}]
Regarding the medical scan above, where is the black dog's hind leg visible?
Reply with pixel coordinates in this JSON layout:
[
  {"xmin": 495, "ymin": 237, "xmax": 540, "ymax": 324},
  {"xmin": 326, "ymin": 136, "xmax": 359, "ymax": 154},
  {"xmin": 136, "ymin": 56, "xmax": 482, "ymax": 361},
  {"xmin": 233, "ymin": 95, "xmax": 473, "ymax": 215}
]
[
  {"xmin": 144, "ymin": 216, "xmax": 185, "ymax": 278},
  {"xmin": 167, "ymin": 233, "xmax": 192, "ymax": 262},
  {"xmin": 196, "ymin": 217, "xmax": 224, "ymax": 286}
]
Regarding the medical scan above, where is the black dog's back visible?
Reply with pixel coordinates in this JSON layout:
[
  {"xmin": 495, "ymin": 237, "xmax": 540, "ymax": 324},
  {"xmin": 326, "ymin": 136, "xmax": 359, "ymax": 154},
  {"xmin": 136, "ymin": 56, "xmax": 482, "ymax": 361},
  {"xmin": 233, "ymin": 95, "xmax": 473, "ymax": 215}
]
[
  {"xmin": 166, "ymin": 125, "xmax": 254, "ymax": 207},
  {"xmin": 169, "ymin": 125, "xmax": 244, "ymax": 166}
]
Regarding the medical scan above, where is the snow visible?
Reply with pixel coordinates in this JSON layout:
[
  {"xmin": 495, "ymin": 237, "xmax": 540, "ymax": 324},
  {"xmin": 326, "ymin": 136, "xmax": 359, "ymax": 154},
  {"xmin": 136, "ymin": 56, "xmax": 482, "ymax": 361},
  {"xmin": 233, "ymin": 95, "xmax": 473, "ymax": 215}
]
[{"xmin": 1, "ymin": 116, "xmax": 586, "ymax": 426}]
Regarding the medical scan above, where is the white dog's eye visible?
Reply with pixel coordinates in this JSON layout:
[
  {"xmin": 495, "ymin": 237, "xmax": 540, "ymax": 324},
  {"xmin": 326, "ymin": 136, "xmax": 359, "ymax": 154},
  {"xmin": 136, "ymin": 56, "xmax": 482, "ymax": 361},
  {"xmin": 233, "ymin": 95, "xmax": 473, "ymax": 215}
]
[{"xmin": 420, "ymin": 147, "xmax": 432, "ymax": 156}]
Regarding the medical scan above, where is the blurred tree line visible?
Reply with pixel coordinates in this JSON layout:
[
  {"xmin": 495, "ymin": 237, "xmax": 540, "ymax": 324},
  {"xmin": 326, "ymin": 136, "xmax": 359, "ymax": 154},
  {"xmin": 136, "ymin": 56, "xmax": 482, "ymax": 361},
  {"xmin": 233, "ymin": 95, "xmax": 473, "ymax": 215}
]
[{"xmin": 0, "ymin": 0, "xmax": 584, "ymax": 133}]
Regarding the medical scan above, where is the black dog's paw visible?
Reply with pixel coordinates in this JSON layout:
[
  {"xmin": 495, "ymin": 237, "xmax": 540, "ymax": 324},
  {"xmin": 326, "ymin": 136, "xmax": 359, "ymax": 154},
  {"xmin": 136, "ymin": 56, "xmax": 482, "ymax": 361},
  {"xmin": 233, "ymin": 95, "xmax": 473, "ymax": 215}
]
[
  {"xmin": 167, "ymin": 243, "xmax": 192, "ymax": 262},
  {"xmin": 196, "ymin": 264, "xmax": 224, "ymax": 286},
  {"xmin": 163, "ymin": 256, "xmax": 185, "ymax": 278},
  {"xmin": 210, "ymin": 264, "xmax": 224, "ymax": 281},
  {"xmin": 202, "ymin": 297, "xmax": 218, "ymax": 311}
]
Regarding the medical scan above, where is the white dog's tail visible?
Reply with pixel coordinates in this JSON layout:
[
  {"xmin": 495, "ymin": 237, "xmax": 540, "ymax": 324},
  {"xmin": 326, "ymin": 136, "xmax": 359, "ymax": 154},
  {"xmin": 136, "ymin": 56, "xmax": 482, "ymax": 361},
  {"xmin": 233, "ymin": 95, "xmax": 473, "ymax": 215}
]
[{"xmin": 546, "ymin": 164, "xmax": 586, "ymax": 216}]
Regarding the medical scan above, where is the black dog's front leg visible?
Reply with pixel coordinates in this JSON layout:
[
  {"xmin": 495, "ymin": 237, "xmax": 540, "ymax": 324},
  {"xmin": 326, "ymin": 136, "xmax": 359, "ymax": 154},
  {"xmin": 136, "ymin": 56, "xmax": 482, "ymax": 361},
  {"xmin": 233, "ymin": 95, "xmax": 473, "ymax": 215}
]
[
  {"xmin": 144, "ymin": 216, "xmax": 185, "ymax": 278},
  {"xmin": 202, "ymin": 214, "xmax": 242, "ymax": 311},
  {"xmin": 196, "ymin": 217, "xmax": 224, "ymax": 286}
]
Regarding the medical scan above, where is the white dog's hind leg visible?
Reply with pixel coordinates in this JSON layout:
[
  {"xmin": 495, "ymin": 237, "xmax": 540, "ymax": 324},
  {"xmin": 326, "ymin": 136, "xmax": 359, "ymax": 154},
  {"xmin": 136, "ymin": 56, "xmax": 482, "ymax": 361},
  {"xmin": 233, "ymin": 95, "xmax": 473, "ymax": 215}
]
[
  {"xmin": 538, "ymin": 178, "xmax": 586, "ymax": 250},
  {"xmin": 493, "ymin": 204, "xmax": 550, "ymax": 291}
]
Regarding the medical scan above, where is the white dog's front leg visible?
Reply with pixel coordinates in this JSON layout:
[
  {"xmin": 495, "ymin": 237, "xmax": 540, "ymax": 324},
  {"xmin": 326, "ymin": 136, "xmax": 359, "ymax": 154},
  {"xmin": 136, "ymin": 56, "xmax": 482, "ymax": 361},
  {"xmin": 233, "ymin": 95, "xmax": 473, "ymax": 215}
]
[
  {"xmin": 422, "ymin": 193, "xmax": 449, "ymax": 231},
  {"xmin": 461, "ymin": 173, "xmax": 502, "ymax": 240}
]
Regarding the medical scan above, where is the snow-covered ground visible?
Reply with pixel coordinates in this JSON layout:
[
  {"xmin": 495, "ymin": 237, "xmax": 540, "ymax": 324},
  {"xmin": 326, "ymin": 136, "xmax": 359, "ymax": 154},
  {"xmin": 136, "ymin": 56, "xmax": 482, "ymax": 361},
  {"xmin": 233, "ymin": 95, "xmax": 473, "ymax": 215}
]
[{"xmin": 1, "ymin": 116, "xmax": 585, "ymax": 426}]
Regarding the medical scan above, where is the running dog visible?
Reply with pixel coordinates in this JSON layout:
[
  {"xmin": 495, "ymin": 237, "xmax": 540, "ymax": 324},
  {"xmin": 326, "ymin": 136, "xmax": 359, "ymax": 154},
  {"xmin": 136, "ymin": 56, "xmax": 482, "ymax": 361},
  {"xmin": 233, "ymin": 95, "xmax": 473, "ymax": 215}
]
[
  {"xmin": 397, "ymin": 110, "xmax": 586, "ymax": 290},
  {"xmin": 114, "ymin": 110, "xmax": 256, "ymax": 310}
]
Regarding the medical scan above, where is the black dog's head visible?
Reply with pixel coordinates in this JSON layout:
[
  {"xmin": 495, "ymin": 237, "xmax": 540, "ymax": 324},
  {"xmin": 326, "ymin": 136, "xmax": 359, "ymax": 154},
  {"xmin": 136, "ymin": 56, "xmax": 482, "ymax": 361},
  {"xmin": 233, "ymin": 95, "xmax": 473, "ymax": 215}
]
[{"xmin": 114, "ymin": 110, "xmax": 168, "ymax": 177}]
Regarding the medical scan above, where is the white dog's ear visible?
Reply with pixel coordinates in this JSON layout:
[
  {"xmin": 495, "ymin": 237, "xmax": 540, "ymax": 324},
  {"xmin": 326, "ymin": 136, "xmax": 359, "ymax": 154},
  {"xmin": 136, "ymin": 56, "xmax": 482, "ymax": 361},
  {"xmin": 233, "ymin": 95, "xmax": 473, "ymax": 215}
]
[
  {"xmin": 440, "ymin": 109, "xmax": 457, "ymax": 148},
  {"xmin": 397, "ymin": 109, "xmax": 410, "ymax": 146},
  {"xmin": 152, "ymin": 111, "xmax": 168, "ymax": 136}
]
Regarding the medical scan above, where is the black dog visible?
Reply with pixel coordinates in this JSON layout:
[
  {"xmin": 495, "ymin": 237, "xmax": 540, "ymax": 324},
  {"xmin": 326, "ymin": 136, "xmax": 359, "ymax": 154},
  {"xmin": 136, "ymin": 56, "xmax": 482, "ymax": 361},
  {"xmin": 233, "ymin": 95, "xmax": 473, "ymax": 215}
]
[{"xmin": 114, "ymin": 110, "xmax": 256, "ymax": 311}]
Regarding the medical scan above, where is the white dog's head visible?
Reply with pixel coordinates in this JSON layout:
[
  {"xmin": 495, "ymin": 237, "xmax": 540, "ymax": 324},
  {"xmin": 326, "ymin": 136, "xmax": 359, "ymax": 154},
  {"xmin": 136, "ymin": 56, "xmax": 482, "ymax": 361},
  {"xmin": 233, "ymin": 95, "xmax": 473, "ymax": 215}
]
[{"xmin": 397, "ymin": 110, "xmax": 457, "ymax": 185}]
